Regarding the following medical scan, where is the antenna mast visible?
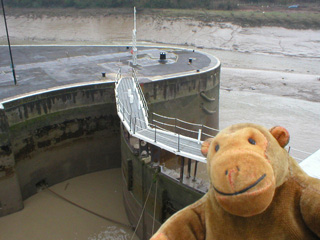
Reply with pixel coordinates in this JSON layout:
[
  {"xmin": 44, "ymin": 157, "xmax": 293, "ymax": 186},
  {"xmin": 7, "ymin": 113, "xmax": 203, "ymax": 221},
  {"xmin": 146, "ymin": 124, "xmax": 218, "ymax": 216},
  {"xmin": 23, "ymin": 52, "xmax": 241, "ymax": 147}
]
[
  {"xmin": 1, "ymin": 0, "xmax": 17, "ymax": 85},
  {"xmin": 132, "ymin": 7, "xmax": 137, "ymax": 66}
]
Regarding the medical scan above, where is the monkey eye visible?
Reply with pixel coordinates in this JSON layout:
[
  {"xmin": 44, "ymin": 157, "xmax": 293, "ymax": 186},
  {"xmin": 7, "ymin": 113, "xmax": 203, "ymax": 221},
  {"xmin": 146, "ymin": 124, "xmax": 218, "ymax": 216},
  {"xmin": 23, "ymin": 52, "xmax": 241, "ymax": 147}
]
[
  {"xmin": 248, "ymin": 138, "xmax": 256, "ymax": 145},
  {"xmin": 215, "ymin": 144, "xmax": 220, "ymax": 152}
]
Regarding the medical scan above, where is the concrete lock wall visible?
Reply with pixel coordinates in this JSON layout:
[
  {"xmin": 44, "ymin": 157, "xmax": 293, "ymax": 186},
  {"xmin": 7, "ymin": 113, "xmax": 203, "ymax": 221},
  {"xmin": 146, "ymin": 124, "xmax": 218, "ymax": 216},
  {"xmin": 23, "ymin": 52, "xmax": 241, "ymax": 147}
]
[
  {"xmin": 120, "ymin": 65, "xmax": 220, "ymax": 240},
  {"xmin": 0, "ymin": 105, "xmax": 24, "ymax": 216},
  {"xmin": 0, "ymin": 56, "xmax": 220, "ymax": 218},
  {"xmin": 0, "ymin": 82, "xmax": 121, "ymax": 216},
  {"xmin": 143, "ymin": 66, "xmax": 220, "ymax": 131}
]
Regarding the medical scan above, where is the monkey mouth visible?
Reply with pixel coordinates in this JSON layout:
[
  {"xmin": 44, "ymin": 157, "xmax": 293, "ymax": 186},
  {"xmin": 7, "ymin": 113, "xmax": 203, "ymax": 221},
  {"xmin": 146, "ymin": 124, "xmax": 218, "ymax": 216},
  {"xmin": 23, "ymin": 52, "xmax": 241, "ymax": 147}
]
[{"xmin": 213, "ymin": 174, "xmax": 267, "ymax": 196}]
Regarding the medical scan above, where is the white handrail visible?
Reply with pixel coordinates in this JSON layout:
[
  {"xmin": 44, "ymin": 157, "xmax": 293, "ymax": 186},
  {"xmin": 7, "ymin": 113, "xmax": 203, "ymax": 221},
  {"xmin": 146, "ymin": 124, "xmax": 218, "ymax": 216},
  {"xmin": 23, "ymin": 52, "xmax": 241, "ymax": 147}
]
[
  {"xmin": 177, "ymin": 118, "xmax": 203, "ymax": 127},
  {"xmin": 202, "ymin": 132, "xmax": 215, "ymax": 138},
  {"xmin": 153, "ymin": 112, "xmax": 176, "ymax": 120},
  {"xmin": 202, "ymin": 124, "xmax": 219, "ymax": 132},
  {"xmin": 290, "ymin": 147, "xmax": 313, "ymax": 155},
  {"xmin": 153, "ymin": 119, "xmax": 175, "ymax": 128},
  {"xmin": 151, "ymin": 112, "xmax": 217, "ymax": 140},
  {"xmin": 176, "ymin": 125, "xmax": 199, "ymax": 134},
  {"xmin": 132, "ymin": 69, "xmax": 149, "ymax": 116},
  {"xmin": 115, "ymin": 76, "xmax": 312, "ymax": 163}
]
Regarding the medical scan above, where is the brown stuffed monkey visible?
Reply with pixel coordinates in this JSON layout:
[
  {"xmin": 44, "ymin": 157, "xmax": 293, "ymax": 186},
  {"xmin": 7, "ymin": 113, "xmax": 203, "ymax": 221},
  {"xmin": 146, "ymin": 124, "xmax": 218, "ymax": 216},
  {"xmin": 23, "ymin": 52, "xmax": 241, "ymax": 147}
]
[{"xmin": 150, "ymin": 123, "xmax": 320, "ymax": 240}]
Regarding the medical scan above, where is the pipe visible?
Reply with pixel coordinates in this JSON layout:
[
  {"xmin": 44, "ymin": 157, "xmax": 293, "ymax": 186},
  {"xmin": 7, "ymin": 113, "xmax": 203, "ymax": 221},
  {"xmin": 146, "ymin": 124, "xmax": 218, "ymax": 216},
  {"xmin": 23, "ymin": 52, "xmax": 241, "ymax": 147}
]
[{"xmin": 200, "ymin": 91, "xmax": 215, "ymax": 102}]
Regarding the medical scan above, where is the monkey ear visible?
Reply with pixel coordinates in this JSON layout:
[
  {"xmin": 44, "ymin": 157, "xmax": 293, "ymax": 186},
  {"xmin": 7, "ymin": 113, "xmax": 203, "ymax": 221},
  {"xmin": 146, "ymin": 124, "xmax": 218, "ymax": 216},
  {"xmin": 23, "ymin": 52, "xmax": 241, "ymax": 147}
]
[
  {"xmin": 201, "ymin": 138, "xmax": 214, "ymax": 157},
  {"xmin": 270, "ymin": 126, "xmax": 290, "ymax": 148}
]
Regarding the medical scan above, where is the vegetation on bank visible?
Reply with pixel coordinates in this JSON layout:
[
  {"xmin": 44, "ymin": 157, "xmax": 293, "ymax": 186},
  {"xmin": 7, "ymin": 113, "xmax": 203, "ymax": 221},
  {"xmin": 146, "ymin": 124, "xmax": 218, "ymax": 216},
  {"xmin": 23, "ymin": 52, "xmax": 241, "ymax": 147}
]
[
  {"xmin": 4, "ymin": 0, "xmax": 320, "ymax": 29},
  {"xmin": 6, "ymin": 0, "xmax": 320, "ymax": 10},
  {"xmin": 154, "ymin": 8, "xmax": 320, "ymax": 29}
]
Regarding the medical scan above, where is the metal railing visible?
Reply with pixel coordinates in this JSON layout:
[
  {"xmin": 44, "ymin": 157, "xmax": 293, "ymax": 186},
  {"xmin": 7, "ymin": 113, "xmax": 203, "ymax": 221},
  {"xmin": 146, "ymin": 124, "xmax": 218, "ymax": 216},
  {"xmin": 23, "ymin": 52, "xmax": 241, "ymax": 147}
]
[
  {"xmin": 151, "ymin": 112, "xmax": 218, "ymax": 142},
  {"xmin": 287, "ymin": 147, "xmax": 313, "ymax": 163},
  {"xmin": 118, "ymin": 98, "xmax": 201, "ymax": 152},
  {"xmin": 115, "ymin": 72, "xmax": 313, "ymax": 164},
  {"xmin": 116, "ymin": 68, "xmax": 122, "ymax": 82},
  {"xmin": 132, "ymin": 68, "xmax": 149, "ymax": 118},
  {"xmin": 115, "ymin": 77, "xmax": 208, "ymax": 162}
]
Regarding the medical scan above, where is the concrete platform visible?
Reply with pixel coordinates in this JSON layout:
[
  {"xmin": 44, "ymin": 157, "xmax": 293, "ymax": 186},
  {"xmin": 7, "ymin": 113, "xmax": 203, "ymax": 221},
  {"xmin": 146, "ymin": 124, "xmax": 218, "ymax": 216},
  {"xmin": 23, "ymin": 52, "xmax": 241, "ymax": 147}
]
[{"xmin": 0, "ymin": 45, "xmax": 218, "ymax": 102}]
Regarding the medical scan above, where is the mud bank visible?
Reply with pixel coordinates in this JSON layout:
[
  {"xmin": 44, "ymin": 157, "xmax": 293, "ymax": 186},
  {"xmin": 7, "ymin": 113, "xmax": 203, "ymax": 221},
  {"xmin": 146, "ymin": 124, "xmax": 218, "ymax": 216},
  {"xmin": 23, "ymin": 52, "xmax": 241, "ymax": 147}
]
[
  {"xmin": 0, "ymin": 9, "xmax": 319, "ymax": 154},
  {"xmin": 0, "ymin": 10, "xmax": 319, "ymax": 58}
]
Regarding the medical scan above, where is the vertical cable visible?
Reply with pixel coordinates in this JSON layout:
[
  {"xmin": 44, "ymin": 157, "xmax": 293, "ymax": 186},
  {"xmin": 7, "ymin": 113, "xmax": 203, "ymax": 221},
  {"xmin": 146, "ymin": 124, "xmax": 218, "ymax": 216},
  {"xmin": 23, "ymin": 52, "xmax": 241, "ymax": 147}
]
[
  {"xmin": 1, "ymin": 0, "xmax": 17, "ymax": 85},
  {"xmin": 152, "ymin": 179, "xmax": 158, "ymax": 235}
]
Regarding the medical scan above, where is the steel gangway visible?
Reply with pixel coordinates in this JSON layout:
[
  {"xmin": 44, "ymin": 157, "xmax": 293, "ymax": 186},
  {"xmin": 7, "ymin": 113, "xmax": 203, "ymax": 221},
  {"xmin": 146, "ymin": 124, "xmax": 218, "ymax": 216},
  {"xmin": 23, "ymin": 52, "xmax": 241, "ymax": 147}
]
[
  {"xmin": 114, "ymin": 68, "xmax": 318, "ymax": 176},
  {"xmin": 114, "ymin": 69, "xmax": 219, "ymax": 163}
]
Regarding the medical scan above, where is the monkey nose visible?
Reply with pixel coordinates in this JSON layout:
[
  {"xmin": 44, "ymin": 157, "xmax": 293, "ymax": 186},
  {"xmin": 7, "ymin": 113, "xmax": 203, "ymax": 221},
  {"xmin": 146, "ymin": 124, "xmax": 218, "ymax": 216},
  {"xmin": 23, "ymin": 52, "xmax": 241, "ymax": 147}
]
[{"xmin": 225, "ymin": 167, "xmax": 240, "ymax": 190}]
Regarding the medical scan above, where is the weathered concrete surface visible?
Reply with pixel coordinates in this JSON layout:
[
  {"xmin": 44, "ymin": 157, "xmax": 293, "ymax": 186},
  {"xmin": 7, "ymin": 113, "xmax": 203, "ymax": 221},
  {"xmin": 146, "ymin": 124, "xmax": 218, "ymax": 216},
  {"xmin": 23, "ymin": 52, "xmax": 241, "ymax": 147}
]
[
  {"xmin": 0, "ymin": 107, "xmax": 23, "ymax": 216},
  {"xmin": 4, "ymin": 83, "xmax": 121, "ymax": 200},
  {"xmin": 0, "ymin": 81, "xmax": 122, "ymax": 216},
  {"xmin": 118, "ymin": 57, "xmax": 220, "ymax": 240},
  {"xmin": 0, "ymin": 171, "xmax": 23, "ymax": 216},
  {"xmin": 0, "ymin": 107, "xmax": 13, "ymax": 167},
  {"xmin": 121, "ymin": 128, "xmax": 203, "ymax": 240},
  {"xmin": 0, "ymin": 46, "xmax": 218, "ymax": 216},
  {"xmin": 144, "ymin": 66, "xmax": 220, "ymax": 130}
]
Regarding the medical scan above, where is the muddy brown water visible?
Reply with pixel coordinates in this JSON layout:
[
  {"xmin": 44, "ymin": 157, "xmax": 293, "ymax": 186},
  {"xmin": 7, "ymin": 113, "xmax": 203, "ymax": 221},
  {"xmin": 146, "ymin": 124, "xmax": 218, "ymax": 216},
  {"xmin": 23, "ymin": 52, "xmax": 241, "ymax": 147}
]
[{"xmin": 0, "ymin": 169, "xmax": 140, "ymax": 240}]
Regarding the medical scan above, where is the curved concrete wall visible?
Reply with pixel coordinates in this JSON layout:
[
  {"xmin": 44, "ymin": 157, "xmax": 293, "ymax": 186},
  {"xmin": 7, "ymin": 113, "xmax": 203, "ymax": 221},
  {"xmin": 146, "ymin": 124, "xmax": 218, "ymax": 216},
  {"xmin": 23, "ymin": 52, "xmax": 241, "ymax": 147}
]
[
  {"xmin": 0, "ymin": 49, "xmax": 220, "ymax": 218},
  {"xmin": 0, "ymin": 82, "xmax": 121, "ymax": 216},
  {"xmin": 143, "ymin": 67, "xmax": 220, "ymax": 129},
  {"xmin": 121, "ymin": 64, "xmax": 221, "ymax": 240}
]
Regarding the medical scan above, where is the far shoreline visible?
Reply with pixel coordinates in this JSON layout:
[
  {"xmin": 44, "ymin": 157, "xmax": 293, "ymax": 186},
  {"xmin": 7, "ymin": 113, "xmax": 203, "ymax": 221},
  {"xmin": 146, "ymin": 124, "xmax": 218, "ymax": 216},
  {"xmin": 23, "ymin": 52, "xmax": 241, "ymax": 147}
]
[{"xmin": 3, "ymin": 6, "xmax": 320, "ymax": 30}]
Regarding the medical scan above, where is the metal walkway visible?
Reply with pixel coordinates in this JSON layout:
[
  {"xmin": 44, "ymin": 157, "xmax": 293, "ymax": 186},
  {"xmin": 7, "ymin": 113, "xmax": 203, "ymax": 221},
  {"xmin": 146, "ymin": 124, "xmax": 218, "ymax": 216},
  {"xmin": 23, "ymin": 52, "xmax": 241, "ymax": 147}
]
[
  {"xmin": 114, "ymin": 70, "xmax": 319, "ymax": 171},
  {"xmin": 115, "ymin": 70, "xmax": 214, "ymax": 163}
]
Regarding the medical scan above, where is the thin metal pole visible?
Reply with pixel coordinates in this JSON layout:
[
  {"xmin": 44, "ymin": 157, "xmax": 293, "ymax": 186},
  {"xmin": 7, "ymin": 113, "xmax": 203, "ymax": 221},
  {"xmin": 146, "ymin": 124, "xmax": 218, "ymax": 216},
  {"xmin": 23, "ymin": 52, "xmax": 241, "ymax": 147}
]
[
  {"xmin": 201, "ymin": 124, "xmax": 204, "ymax": 140},
  {"xmin": 1, "ymin": 0, "xmax": 17, "ymax": 85},
  {"xmin": 130, "ymin": 108, "xmax": 132, "ymax": 131},
  {"xmin": 177, "ymin": 134, "xmax": 180, "ymax": 152},
  {"xmin": 130, "ymin": 115, "xmax": 132, "ymax": 132},
  {"xmin": 154, "ymin": 125, "xmax": 157, "ymax": 143},
  {"xmin": 187, "ymin": 159, "xmax": 192, "ymax": 178},
  {"xmin": 180, "ymin": 157, "xmax": 185, "ymax": 183},
  {"xmin": 175, "ymin": 118, "xmax": 177, "ymax": 133},
  {"xmin": 197, "ymin": 128, "xmax": 202, "ymax": 144},
  {"xmin": 193, "ymin": 161, "xmax": 198, "ymax": 182}
]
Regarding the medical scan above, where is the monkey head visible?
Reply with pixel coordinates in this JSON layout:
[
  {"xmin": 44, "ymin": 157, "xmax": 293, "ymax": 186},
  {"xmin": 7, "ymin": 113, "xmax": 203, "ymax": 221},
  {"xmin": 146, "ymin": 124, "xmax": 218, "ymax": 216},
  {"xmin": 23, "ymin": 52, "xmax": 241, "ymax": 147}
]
[{"xmin": 201, "ymin": 123, "xmax": 290, "ymax": 217}]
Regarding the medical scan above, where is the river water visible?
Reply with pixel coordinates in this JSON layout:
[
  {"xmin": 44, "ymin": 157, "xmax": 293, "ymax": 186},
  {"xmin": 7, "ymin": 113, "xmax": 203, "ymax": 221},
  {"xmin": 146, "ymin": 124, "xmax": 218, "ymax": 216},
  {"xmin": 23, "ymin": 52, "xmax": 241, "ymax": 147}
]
[{"xmin": 0, "ymin": 169, "xmax": 139, "ymax": 240}]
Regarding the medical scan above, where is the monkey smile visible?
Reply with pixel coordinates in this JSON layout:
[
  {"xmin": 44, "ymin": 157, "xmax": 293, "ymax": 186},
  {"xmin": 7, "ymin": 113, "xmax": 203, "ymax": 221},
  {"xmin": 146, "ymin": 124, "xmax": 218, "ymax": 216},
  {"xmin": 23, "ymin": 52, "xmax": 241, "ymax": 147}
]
[{"xmin": 213, "ymin": 174, "xmax": 267, "ymax": 196}]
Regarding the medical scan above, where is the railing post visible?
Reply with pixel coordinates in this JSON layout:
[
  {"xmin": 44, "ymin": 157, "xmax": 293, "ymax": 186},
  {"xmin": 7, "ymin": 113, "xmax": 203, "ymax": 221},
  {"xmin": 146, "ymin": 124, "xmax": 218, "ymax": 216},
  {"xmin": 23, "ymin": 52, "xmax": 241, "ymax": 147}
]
[
  {"xmin": 187, "ymin": 159, "xmax": 192, "ymax": 178},
  {"xmin": 177, "ymin": 134, "xmax": 180, "ymax": 152},
  {"xmin": 130, "ymin": 115, "xmax": 132, "ymax": 132},
  {"xmin": 134, "ymin": 117, "xmax": 136, "ymax": 134},
  {"xmin": 180, "ymin": 157, "xmax": 185, "ymax": 183},
  {"xmin": 154, "ymin": 125, "xmax": 157, "ymax": 143},
  {"xmin": 197, "ymin": 128, "xmax": 202, "ymax": 144},
  {"xmin": 201, "ymin": 124, "xmax": 204, "ymax": 140},
  {"xmin": 193, "ymin": 161, "xmax": 198, "ymax": 182},
  {"xmin": 175, "ymin": 118, "xmax": 177, "ymax": 133}
]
